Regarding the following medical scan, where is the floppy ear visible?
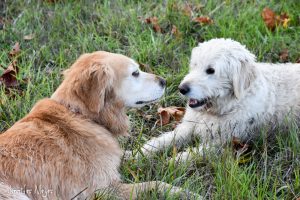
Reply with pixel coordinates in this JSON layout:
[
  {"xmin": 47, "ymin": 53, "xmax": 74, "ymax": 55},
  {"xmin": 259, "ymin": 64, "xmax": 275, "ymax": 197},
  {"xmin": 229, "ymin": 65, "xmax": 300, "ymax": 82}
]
[
  {"xmin": 75, "ymin": 62, "xmax": 114, "ymax": 113},
  {"xmin": 232, "ymin": 60, "xmax": 257, "ymax": 99}
]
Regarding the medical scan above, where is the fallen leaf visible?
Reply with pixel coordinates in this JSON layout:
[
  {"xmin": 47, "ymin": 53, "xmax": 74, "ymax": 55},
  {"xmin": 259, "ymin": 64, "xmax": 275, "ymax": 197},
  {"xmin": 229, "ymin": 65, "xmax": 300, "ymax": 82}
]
[
  {"xmin": 232, "ymin": 137, "xmax": 252, "ymax": 164},
  {"xmin": 279, "ymin": 13, "xmax": 290, "ymax": 28},
  {"xmin": 144, "ymin": 17, "xmax": 161, "ymax": 33},
  {"xmin": 193, "ymin": 16, "xmax": 213, "ymax": 24},
  {"xmin": 157, "ymin": 106, "xmax": 185, "ymax": 125},
  {"xmin": 232, "ymin": 137, "xmax": 249, "ymax": 149},
  {"xmin": 9, "ymin": 42, "xmax": 21, "ymax": 58},
  {"xmin": 24, "ymin": 33, "xmax": 35, "ymax": 40},
  {"xmin": 261, "ymin": 7, "xmax": 276, "ymax": 30},
  {"xmin": 153, "ymin": 24, "xmax": 162, "ymax": 33},
  {"xmin": 261, "ymin": 8, "xmax": 290, "ymax": 31},
  {"xmin": 0, "ymin": 61, "xmax": 19, "ymax": 88},
  {"xmin": 279, "ymin": 49, "xmax": 289, "ymax": 62}
]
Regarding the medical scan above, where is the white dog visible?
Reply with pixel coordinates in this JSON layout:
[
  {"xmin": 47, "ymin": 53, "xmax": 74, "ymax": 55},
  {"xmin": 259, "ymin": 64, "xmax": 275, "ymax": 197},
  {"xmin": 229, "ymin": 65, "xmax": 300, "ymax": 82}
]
[{"xmin": 133, "ymin": 38, "xmax": 300, "ymax": 162}]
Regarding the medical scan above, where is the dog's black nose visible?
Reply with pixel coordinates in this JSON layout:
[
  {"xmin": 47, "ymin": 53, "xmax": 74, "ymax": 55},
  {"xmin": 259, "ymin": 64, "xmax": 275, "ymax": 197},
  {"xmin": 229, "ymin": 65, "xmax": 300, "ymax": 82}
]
[
  {"xmin": 158, "ymin": 77, "xmax": 166, "ymax": 88},
  {"xmin": 178, "ymin": 84, "xmax": 190, "ymax": 95}
]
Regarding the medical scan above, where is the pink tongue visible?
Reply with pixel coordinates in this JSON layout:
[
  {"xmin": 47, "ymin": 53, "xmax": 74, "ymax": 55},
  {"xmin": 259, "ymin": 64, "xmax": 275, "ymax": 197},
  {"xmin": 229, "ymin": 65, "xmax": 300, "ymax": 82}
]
[{"xmin": 189, "ymin": 99, "xmax": 198, "ymax": 105}]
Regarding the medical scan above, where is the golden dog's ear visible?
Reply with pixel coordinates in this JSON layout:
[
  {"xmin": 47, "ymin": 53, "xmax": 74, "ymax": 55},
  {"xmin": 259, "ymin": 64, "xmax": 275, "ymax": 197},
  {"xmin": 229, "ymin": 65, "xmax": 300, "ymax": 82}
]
[
  {"xmin": 76, "ymin": 62, "xmax": 114, "ymax": 113},
  {"xmin": 232, "ymin": 61, "xmax": 257, "ymax": 99}
]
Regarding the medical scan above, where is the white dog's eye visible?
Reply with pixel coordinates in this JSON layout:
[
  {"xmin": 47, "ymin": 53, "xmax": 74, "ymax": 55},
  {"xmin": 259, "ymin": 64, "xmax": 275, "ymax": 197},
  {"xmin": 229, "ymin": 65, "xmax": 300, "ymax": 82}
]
[
  {"xmin": 132, "ymin": 70, "xmax": 139, "ymax": 77},
  {"xmin": 206, "ymin": 67, "xmax": 215, "ymax": 75}
]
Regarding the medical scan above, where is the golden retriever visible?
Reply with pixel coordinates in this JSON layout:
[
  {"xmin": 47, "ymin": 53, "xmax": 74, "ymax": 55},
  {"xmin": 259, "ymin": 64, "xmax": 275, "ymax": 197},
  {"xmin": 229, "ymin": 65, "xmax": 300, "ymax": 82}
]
[{"xmin": 0, "ymin": 51, "xmax": 197, "ymax": 199}]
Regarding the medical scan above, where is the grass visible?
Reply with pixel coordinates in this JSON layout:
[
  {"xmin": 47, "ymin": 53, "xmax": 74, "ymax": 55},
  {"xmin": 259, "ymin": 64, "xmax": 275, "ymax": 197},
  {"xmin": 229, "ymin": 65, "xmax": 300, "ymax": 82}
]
[{"xmin": 1, "ymin": 0, "xmax": 300, "ymax": 199}]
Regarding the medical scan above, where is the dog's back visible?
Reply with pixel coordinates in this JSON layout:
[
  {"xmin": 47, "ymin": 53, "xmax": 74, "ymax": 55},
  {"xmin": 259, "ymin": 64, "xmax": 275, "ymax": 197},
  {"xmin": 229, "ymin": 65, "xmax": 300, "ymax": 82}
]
[
  {"xmin": 258, "ymin": 63, "xmax": 300, "ymax": 119},
  {"xmin": 0, "ymin": 99, "xmax": 122, "ymax": 199}
]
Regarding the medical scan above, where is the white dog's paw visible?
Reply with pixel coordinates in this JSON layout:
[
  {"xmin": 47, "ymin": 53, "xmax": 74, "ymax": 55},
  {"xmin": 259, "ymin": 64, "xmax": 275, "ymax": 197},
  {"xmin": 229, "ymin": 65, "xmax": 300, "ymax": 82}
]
[
  {"xmin": 175, "ymin": 151, "xmax": 192, "ymax": 163},
  {"xmin": 123, "ymin": 150, "xmax": 140, "ymax": 161},
  {"xmin": 143, "ymin": 139, "xmax": 161, "ymax": 152},
  {"xmin": 123, "ymin": 150, "xmax": 147, "ymax": 161}
]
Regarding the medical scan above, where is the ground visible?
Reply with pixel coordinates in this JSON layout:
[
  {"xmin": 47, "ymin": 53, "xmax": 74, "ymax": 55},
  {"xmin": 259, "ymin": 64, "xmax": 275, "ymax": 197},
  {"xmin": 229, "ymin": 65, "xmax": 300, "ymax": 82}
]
[{"xmin": 0, "ymin": 0, "xmax": 300, "ymax": 199}]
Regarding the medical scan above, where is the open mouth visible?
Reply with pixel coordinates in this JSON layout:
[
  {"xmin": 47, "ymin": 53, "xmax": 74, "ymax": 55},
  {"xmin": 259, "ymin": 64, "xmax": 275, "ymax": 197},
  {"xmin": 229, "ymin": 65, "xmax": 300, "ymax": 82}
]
[
  {"xmin": 136, "ymin": 98, "xmax": 159, "ymax": 105},
  {"xmin": 188, "ymin": 98, "xmax": 209, "ymax": 108}
]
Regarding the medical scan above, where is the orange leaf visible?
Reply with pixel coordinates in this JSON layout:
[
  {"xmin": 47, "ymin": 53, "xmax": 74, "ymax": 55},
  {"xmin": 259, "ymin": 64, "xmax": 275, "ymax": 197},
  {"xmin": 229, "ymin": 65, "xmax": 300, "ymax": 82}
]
[
  {"xmin": 153, "ymin": 24, "xmax": 162, "ymax": 33},
  {"xmin": 144, "ymin": 17, "xmax": 161, "ymax": 33},
  {"xmin": 279, "ymin": 13, "xmax": 290, "ymax": 28},
  {"xmin": 261, "ymin": 7, "xmax": 276, "ymax": 30},
  {"xmin": 157, "ymin": 106, "xmax": 186, "ymax": 126},
  {"xmin": 262, "ymin": 8, "xmax": 290, "ymax": 31},
  {"xmin": 193, "ymin": 16, "xmax": 213, "ymax": 24},
  {"xmin": 159, "ymin": 110, "xmax": 171, "ymax": 125}
]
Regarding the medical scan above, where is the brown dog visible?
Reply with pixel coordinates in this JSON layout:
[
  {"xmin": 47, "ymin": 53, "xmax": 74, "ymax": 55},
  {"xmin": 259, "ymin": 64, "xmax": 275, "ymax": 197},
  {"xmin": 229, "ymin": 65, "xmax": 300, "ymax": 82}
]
[{"xmin": 0, "ymin": 52, "xmax": 197, "ymax": 199}]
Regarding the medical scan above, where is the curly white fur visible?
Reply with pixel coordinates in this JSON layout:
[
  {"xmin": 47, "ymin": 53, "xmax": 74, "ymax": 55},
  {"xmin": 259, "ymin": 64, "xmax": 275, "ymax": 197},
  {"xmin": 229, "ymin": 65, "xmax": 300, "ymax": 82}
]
[{"xmin": 137, "ymin": 38, "xmax": 300, "ymax": 162}]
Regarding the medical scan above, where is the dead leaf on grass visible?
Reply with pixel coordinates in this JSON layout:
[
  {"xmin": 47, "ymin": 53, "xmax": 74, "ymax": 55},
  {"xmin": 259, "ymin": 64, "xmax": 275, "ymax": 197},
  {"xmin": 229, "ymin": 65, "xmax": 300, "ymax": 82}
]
[
  {"xmin": 193, "ymin": 16, "xmax": 213, "ymax": 25},
  {"xmin": 232, "ymin": 137, "xmax": 249, "ymax": 151},
  {"xmin": 261, "ymin": 7, "xmax": 290, "ymax": 31},
  {"xmin": 279, "ymin": 49, "xmax": 289, "ymax": 62},
  {"xmin": 279, "ymin": 13, "xmax": 290, "ymax": 28},
  {"xmin": 0, "ymin": 61, "xmax": 19, "ymax": 88},
  {"xmin": 157, "ymin": 106, "xmax": 185, "ymax": 126},
  {"xmin": 232, "ymin": 136, "xmax": 252, "ymax": 164},
  {"xmin": 144, "ymin": 17, "xmax": 162, "ymax": 33},
  {"xmin": 24, "ymin": 33, "xmax": 35, "ymax": 41},
  {"xmin": 261, "ymin": 7, "xmax": 276, "ymax": 30}
]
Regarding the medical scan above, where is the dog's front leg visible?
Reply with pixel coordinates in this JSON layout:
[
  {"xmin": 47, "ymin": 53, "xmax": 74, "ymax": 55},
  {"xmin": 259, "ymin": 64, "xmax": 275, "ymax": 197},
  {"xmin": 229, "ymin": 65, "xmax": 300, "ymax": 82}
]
[
  {"xmin": 112, "ymin": 181, "xmax": 202, "ymax": 200},
  {"xmin": 174, "ymin": 140, "xmax": 223, "ymax": 163},
  {"xmin": 138, "ymin": 122, "xmax": 195, "ymax": 158}
]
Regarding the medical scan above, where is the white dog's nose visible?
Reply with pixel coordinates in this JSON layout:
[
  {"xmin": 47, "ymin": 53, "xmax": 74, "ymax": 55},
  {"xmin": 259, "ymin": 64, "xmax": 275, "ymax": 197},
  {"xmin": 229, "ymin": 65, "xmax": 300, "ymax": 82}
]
[{"xmin": 178, "ymin": 84, "xmax": 190, "ymax": 95}]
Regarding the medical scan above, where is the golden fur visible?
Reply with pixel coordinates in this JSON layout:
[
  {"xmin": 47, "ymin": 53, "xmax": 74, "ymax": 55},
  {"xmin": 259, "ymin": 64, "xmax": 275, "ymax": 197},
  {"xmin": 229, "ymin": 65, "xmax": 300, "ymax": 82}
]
[{"xmin": 0, "ymin": 52, "xmax": 197, "ymax": 199}]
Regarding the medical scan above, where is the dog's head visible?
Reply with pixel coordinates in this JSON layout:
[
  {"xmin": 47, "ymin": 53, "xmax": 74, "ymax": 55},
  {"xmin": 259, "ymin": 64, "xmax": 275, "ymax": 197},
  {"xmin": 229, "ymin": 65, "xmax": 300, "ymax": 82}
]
[
  {"xmin": 51, "ymin": 51, "xmax": 166, "ymax": 135},
  {"xmin": 179, "ymin": 38, "xmax": 257, "ymax": 112}
]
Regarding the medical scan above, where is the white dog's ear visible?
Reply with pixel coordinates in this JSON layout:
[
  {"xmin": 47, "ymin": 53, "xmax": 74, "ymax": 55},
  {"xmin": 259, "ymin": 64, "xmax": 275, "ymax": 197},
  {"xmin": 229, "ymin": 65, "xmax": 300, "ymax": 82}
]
[{"xmin": 232, "ymin": 60, "xmax": 257, "ymax": 99}]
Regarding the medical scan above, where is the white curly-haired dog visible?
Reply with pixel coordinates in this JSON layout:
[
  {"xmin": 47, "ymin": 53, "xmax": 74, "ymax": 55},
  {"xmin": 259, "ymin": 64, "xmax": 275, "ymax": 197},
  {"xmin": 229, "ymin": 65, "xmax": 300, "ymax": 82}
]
[{"xmin": 133, "ymin": 38, "xmax": 300, "ymax": 162}]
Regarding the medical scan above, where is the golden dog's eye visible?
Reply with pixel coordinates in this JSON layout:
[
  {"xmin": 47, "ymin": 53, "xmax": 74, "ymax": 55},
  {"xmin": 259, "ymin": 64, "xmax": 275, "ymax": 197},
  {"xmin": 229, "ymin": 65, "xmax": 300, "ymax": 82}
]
[
  {"xmin": 132, "ymin": 70, "xmax": 139, "ymax": 77},
  {"xmin": 206, "ymin": 68, "xmax": 215, "ymax": 74}
]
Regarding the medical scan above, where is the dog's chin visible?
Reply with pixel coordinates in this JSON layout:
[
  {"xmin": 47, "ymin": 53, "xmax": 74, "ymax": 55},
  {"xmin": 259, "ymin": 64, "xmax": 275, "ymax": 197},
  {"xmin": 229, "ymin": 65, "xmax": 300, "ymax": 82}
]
[
  {"xmin": 132, "ymin": 98, "xmax": 160, "ymax": 108},
  {"xmin": 188, "ymin": 98, "xmax": 210, "ymax": 110}
]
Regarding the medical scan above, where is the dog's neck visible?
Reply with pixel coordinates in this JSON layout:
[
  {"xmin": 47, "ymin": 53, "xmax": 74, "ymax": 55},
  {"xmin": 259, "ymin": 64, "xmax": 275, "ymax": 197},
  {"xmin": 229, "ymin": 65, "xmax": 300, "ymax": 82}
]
[
  {"xmin": 51, "ymin": 86, "xmax": 129, "ymax": 137},
  {"xmin": 205, "ymin": 96, "xmax": 237, "ymax": 116}
]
